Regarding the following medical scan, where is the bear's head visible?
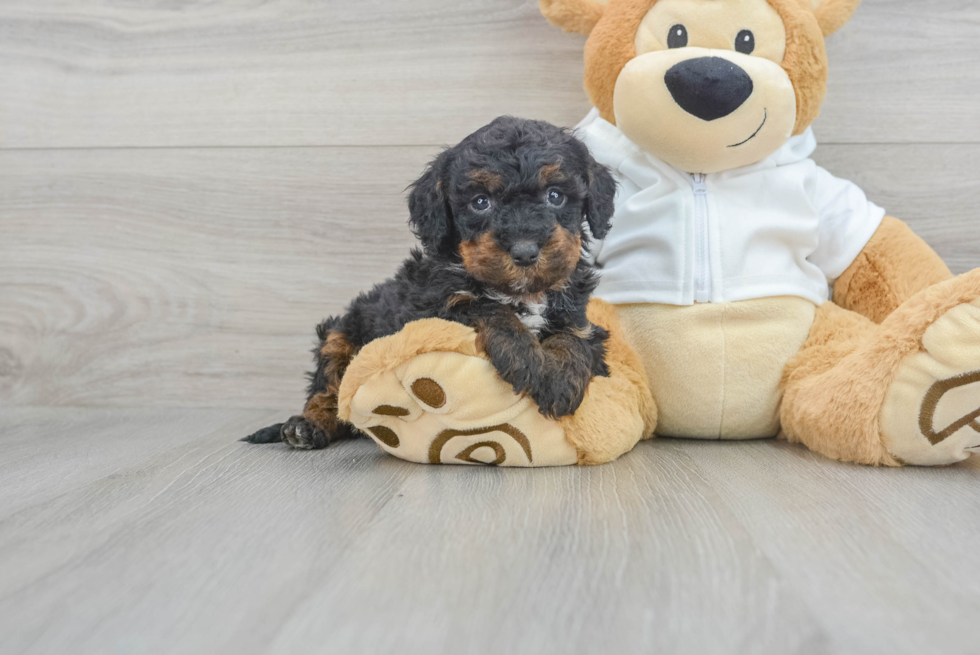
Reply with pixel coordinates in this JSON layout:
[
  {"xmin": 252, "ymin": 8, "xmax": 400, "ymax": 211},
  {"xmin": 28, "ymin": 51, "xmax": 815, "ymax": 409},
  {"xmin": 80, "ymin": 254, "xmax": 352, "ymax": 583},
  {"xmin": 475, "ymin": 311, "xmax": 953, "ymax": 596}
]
[{"xmin": 541, "ymin": 0, "xmax": 860, "ymax": 173}]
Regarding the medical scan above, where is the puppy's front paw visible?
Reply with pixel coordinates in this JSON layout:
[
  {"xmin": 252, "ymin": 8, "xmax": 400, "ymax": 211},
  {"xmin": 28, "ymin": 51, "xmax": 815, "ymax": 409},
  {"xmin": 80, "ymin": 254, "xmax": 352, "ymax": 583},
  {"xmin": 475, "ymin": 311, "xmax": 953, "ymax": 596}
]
[
  {"xmin": 529, "ymin": 380, "xmax": 588, "ymax": 420},
  {"xmin": 281, "ymin": 415, "xmax": 329, "ymax": 450}
]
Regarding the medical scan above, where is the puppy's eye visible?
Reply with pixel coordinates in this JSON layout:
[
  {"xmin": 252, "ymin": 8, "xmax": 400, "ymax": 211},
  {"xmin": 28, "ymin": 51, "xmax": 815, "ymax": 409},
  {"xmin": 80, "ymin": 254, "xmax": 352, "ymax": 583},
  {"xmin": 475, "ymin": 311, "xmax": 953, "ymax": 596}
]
[
  {"xmin": 546, "ymin": 189, "xmax": 566, "ymax": 207},
  {"xmin": 667, "ymin": 24, "xmax": 688, "ymax": 49},
  {"xmin": 470, "ymin": 195, "xmax": 491, "ymax": 212},
  {"xmin": 735, "ymin": 30, "xmax": 755, "ymax": 54}
]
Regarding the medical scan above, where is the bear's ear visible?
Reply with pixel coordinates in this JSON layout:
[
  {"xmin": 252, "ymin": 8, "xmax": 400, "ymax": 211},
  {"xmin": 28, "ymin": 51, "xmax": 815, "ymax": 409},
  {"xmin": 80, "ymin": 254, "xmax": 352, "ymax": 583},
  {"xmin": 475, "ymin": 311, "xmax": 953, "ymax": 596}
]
[
  {"xmin": 811, "ymin": 0, "xmax": 862, "ymax": 37},
  {"xmin": 539, "ymin": 0, "xmax": 608, "ymax": 35}
]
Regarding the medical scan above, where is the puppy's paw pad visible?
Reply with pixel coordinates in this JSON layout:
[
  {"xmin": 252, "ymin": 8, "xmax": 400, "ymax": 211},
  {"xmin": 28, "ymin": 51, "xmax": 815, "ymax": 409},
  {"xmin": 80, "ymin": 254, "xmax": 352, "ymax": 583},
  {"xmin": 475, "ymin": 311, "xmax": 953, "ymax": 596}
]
[{"xmin": 281, "ymin": 416, "xmax": 328, "ymax": 450}]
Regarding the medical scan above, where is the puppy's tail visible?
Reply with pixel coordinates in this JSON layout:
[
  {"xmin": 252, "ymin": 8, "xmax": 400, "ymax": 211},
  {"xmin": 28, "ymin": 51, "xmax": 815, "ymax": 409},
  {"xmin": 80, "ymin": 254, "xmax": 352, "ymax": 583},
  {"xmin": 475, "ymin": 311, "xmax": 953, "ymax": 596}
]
[{"xmin": 241, "ymin": 423, "xmax": 284, "ymax": 444}]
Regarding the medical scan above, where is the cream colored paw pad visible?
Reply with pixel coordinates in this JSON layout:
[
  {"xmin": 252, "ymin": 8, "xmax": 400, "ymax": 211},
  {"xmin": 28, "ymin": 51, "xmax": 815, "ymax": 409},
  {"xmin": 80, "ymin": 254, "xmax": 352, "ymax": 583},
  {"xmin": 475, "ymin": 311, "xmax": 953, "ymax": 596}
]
[
  {"xmin": 881, "ymin": 299, "xmax": 980, "ymax": 465},
  {"xmin": 341, "ymin": 339, "xmax": 578, "ymax": 467}
]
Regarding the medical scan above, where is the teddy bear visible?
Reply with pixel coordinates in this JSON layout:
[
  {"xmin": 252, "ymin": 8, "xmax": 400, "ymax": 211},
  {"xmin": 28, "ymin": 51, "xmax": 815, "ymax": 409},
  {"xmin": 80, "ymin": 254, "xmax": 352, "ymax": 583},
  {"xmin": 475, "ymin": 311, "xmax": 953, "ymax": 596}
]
[
  {"xmin": 534, "ymin": 0, "xmax": 980, "ymax": 466},
  {"xmin": 336, "ymin": 0, "xmax": 978, "ymax": 467}
]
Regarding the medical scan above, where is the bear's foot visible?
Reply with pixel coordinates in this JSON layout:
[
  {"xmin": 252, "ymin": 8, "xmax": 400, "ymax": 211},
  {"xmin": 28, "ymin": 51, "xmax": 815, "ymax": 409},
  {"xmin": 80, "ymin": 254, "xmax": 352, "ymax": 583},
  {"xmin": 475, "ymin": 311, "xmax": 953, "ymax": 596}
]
[
  {"xmin": 881, "ymin": 295, "xmax": 980, "ymax": 465},
  {"xmin": 782, "ymin": 269, "xmax": 980, "ymax": 467},
  {"xmin": 335, "ymin": 319, "xmax": 581, "ymax": 467},
  {"xmin": 334, "ymin": 301, "xmax": 656, "ymax": 467}
]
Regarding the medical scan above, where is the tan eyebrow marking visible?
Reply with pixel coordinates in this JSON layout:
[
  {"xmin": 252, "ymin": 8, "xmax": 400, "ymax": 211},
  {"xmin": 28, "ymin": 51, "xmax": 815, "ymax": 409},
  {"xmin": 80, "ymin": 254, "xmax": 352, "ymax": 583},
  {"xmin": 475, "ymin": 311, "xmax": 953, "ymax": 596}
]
[
  {"xmin": 539, "ymin": 161, "xmax": 566, "ymax": 186},
  {"xmin": 468, "ymin": 168, "xmax": 503, "ymax": 192}
]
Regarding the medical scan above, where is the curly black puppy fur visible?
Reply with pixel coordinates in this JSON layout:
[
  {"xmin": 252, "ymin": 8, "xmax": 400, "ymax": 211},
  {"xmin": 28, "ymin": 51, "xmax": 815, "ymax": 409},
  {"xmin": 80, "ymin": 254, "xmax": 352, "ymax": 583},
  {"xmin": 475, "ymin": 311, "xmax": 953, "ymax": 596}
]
[{"xmin": 244, "ymin": 116, "xmax": 618, "ymax": 450}]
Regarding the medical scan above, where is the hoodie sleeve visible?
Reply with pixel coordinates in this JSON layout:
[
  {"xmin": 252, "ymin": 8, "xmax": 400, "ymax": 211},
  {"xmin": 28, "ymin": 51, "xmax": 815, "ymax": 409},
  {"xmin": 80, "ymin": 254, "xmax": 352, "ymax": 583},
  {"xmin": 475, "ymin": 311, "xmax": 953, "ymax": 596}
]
[{"xmin": 807, "ymin": 165, "xmax": 886, "ymax": 282}]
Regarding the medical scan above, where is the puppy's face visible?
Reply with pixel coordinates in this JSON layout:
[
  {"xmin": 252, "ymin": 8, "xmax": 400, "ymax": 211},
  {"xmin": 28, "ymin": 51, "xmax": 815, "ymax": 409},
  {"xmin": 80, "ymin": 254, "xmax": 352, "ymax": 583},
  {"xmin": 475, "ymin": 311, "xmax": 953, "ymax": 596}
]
[{"xmin": 408, "ymin": 117, "xmax": 617, "ymax": 296}]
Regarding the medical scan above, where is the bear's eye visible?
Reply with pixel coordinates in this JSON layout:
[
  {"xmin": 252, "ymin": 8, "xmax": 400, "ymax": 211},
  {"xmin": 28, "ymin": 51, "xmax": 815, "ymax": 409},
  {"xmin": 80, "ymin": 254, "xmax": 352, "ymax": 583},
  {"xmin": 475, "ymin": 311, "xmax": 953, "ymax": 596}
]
[
  {"xmin": 546, "ymin": 189, "xmax": 566, "ymax": 207},
  {"xmin": 470, "ymin": 195, "xmax": 491, "ymax": 212},
  {"xmin": 735, "ymin": 29, "xmax": 755, "ymax": 54},
  {"xmin": 667, "ymin": 24, "xmax": 688, "ymax": 49}
]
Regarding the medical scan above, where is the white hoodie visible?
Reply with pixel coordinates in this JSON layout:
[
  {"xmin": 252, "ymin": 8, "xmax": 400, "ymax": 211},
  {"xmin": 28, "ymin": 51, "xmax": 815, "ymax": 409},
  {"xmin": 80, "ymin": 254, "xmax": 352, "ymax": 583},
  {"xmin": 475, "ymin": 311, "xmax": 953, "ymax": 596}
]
[{"xmin": 575, "ymin": 109, "xmax": 886, "ymax": 306}]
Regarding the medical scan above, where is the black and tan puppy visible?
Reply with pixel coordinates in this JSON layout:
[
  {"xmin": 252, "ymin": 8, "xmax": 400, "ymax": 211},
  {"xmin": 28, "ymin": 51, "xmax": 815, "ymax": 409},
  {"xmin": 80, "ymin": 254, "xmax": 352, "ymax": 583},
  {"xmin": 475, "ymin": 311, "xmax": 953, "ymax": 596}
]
[{"xmin": 245, "ymin": 116, "xmax": 617, "ymax": 450}]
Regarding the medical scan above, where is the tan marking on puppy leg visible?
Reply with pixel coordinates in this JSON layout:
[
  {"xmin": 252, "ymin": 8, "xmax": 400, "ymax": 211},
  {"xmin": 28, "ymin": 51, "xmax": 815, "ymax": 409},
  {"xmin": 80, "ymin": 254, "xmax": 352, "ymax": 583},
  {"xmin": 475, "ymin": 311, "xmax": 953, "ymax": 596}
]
[
  {"xmin": 320, "ymin": 332, "xmax": 359, "ymax": 395},
  {"xmin": 447, "ymin": 291, "xmax": 476, "ymax": 308},
  {"xmin": 303, "ymin": 392, "xmax": 341, "ymax": 432},
  {"xmin": 304, "ymin": 331, "xmax": 360, "ymax": 433}
]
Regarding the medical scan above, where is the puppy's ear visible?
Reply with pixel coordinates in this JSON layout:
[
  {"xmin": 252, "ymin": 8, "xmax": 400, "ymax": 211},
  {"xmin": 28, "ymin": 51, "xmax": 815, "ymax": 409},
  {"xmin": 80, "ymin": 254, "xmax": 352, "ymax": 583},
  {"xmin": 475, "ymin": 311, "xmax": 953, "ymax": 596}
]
[
  {"xmin": 582, "ymin": 156, "xmax": 616, "ymax": 241},
  {"xmin": 408, "ymin": 150, "xmax": 455, "ymax": 255}
]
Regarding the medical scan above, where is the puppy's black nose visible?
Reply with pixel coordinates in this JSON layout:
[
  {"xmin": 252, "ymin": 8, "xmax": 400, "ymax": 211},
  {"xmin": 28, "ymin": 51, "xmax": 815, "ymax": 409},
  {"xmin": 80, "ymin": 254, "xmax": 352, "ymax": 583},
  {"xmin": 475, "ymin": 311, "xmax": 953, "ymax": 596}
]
[
  {"xmin": 665, "ymin": 57, "xmax": 754, "ymax": 121},
  {"xmin": 509, "ymin": 242, "xmax": 540, "ymax": 267}
]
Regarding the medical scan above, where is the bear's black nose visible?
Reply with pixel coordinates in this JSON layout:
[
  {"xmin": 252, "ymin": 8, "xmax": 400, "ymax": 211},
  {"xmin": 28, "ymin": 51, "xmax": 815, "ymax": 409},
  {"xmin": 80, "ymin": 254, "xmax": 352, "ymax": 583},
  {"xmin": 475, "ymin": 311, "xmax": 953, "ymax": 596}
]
[
  {"xmin": 509, "ymin": 241, "xmax": 540, "ymax": 267},
  {"xmin": 665, "ymin": 57, "xmax": 754, "ymax": 122}
]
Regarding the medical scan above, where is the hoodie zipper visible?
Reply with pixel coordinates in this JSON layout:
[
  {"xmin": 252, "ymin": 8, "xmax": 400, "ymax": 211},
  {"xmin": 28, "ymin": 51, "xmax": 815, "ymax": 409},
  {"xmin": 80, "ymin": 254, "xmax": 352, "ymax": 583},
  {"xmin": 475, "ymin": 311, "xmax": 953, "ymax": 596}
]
[{"xmin": 691, "ymin": 173, "xmax": 711, "ymax": 303}]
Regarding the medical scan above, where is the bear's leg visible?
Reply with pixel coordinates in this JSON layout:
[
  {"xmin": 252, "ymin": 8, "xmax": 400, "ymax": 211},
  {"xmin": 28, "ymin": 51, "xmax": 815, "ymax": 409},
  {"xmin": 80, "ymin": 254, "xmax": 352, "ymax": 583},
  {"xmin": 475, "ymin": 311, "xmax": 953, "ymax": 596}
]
[
  {"xmin": 833, "ymin": 216, "xmax": 953, "ymax": 323},
  {"xmin": 782, "ymin": 270, "xmax": 980, "ymax": 466}
]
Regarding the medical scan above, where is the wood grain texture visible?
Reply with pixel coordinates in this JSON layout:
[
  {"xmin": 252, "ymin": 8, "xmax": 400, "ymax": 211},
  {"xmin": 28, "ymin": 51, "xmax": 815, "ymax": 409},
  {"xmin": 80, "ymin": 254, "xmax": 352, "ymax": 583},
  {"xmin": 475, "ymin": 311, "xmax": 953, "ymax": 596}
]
[
  {"xmin": 0, "ymin": 146, "xmax": 427, "ymax": 409},
  {"xmin": 677, "ymin": 439, "xmax": 980, "ymax": 655},
  {"xmin": 1, "ymin": 0, "xmax": 978, "ymax": 149},
  {"xmin": 2, "ymin": 408, "xmax": 979, "ymax": 655},
  {"xmin": 2, "ymin": 144, "xmax": 977, "ymax": 409}
]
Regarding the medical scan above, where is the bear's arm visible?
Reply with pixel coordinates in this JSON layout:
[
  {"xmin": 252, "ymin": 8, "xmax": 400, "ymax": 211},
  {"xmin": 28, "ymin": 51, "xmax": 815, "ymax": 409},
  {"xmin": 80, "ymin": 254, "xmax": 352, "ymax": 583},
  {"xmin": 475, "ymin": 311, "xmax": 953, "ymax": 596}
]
[{"xmin": 832, "ymin": 216, "xmax": 952, "ymax": 323}]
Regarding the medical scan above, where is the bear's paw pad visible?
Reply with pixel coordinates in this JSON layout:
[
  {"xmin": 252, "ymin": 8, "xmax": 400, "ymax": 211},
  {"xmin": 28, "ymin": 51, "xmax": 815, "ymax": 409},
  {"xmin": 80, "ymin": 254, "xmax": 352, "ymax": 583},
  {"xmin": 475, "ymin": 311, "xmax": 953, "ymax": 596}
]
[
  {"xmin": 344, "ymin": 350, "xmax": 579, "ymax": 467},
  {"xmin": 881, "ymin": 298, "xmax": 980, "ymax": 465}
]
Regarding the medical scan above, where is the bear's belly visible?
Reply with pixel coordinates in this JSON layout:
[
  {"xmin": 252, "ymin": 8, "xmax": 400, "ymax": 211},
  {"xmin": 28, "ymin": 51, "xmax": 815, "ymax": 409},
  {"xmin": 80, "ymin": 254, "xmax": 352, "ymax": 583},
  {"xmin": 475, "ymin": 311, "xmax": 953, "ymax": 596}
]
[{"xmin": 616, "ymin": 297, "xmax": 816, "ymax": 439}]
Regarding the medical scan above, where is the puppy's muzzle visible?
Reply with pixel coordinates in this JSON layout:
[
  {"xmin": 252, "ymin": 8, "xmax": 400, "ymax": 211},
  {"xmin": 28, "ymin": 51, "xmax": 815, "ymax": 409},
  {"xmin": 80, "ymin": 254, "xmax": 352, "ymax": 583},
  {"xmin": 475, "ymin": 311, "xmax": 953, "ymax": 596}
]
[{"xmin": 509, "ymin": 241, "xmax": 541, "ymax": 268}]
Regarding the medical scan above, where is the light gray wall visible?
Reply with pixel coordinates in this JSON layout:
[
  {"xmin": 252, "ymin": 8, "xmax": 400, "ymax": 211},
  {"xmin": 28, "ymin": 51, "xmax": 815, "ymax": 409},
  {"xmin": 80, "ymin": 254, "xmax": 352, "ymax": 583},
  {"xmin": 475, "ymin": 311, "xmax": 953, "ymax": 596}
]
[{"xmin": 1, "ymin": 0, "xmax": 978, "ymax": 410}]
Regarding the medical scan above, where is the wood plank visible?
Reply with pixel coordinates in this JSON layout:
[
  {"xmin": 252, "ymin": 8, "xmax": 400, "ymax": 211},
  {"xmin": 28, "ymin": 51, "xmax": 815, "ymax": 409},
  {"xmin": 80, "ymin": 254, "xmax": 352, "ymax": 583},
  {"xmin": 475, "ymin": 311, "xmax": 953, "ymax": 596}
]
[
  {"xmin": 0, "ymin": 146, "xmax": 430, "ymax": 410},
  {"xmin": 0, "ymin": 0, "xmax": 592, "ymax": 149},
  {"xmin": 0, "ymin": 406, "xmax": 278, "ymax": 521},
  {"xmin": 675, "ymin": 439, "xmax": 980, "ymax": 655},
  {"xmin": 0, "ymin": 408, "xmax": 826, "ymax": 655},
  {"xmin": 812, "ymin": 144, "xmax": 980, "ymax": 275},
  {"xmin": 814, "ymin": 0, "xmax": 980, "ymax": 145},
  {"xmin": 1, "ymin": 0, "xmax": 977, "ymax": 149},
  {"xmin": 4, "ymin": 409, "xmax": 980, "ymax": 654},
  {"xmin": 264, "ymin": 442, "xmax": 825, "ymax": 655},
  {"xmin": 1, "ymin": 143, "xmax": 977, "ymax": 409},
  {"xmin": 0, "ymin": 408, "xmax": 416, "ymax": 655}
]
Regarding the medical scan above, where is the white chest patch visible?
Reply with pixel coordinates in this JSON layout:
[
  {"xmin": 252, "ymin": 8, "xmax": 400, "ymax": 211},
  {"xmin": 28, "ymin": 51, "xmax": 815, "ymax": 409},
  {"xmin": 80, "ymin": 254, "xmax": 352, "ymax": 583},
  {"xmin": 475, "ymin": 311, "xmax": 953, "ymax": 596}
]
[
  {"xmin": 485, "ymin": 290, "xmax": 550, "ymax": 335},
  {"xmin": 517, "ymin": 300, "xmax": 549, "ymax": 334}
]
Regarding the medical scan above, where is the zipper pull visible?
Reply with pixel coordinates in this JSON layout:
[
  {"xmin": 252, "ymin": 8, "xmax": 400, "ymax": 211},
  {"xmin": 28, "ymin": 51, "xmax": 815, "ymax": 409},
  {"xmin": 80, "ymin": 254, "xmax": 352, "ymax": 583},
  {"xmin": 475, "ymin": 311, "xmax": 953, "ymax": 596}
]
[{"xmin": 692, "ymin": 173, "xmax": 707, "ymax": 194}]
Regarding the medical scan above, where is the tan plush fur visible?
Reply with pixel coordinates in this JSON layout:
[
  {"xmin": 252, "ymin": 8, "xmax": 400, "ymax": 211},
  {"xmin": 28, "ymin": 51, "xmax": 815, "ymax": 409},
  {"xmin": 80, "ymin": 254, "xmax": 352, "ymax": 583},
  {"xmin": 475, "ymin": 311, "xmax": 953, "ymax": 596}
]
[
  {"xmin": 583, "ymin": 0, "xmax": 654, "ymax": 123},
  {"xmin": 337, "ymin": 299, "xmax": 656, "ymax": 466},
  {"xmin": 561, "ymin": 299, "xmax": 658, "ymax": 465},
  {"xmin": 337, "ymin": 319, "xmax": 484, "ymax": 422},
  {"xmin": 782, "ymin": 269, "xmax": 980, "ymax": 466},
  {"xmin": 764, "ymin": 0, "xmax": 829, "ymax": 134},
  {"xmin": 539, "ymin": 0, "xmax": 607, "ymax": 34},
  {"xmin": 536, "ymin": 0, "xmax": 979, "ymax": 467},
  {"xmin": 813, "ymin": 0, "xmax": 862, "ymax": 36},
  {"xmin": 618, "ymin": 297, "xmax": 815, "ymax": 439},
  {"xmin": 833, "ymin": 216, "xmax": 953, "ymax": 324},
  {"xmin": 576, "ymin": 0, "xmax": 829, "ymax": 133}
]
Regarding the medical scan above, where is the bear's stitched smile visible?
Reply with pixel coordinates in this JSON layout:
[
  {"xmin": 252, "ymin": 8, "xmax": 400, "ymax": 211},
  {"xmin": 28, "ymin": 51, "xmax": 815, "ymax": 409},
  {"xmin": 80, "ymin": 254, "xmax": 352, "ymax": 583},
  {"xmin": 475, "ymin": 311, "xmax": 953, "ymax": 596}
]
[{"xmin": 727, "ymin": 109, "xmax": 768, "ymax": 148}]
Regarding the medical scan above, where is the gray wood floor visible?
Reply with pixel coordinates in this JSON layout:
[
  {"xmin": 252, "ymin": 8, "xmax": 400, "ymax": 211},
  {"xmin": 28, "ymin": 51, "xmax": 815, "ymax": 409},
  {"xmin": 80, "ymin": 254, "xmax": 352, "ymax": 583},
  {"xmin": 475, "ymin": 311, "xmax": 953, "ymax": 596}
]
[
  {"xmin": 2, "ymin": 407, "xmax": 979, "ymax": 655},
  {"xmin": 2, "ymin": 0, "xmax": 980, "ymax": 653}
]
